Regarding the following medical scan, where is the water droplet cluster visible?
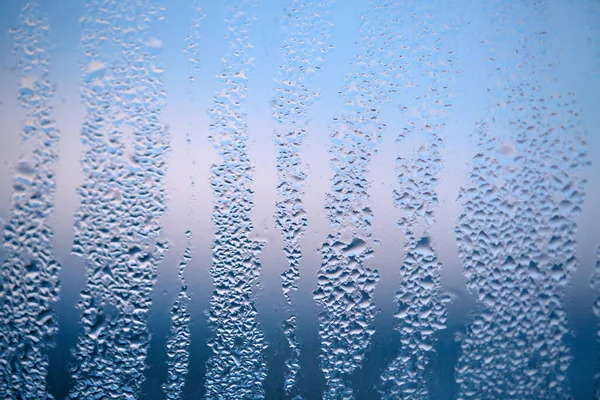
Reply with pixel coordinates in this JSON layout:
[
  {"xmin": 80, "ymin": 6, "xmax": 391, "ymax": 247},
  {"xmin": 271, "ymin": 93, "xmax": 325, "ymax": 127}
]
[
  {"xmin": 204, "ymin": 1, "xmax": 267, "ymax": 398},
  {"xmin": 69, "ymin": 1, "xmax": 169, "ymax": 398},
  {"xmin": 163, "ymin": 233, "xmax": 192, "ymax": 400},
  {"xmin": 313, "ymin": 1, "xmax": 406, "ymax": 397},
  {"xmin": 0, "ymin": 2, "xmax": 61, "ymax": 398},
  {"xmin": 379, "ymin": 4, "xmax": 456, "ymax": 398},
  {"xmin": 455, "ymin": 2, "xmax": 588, "ymax": 398},
  {"xmin": 272, "ymin": 0, "xmax": 334, "ymax": 396}
]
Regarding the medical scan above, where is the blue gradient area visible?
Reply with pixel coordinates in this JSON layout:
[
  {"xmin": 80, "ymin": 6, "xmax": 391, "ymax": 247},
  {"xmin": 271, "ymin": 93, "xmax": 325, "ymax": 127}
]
[{"xmin": 0, "ymin": 0, "xmax": 599, "ymax": 399}]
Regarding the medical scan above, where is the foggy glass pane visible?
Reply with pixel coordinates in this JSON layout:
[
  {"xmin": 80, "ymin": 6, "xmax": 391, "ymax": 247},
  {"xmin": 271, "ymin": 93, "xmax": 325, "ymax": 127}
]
[{"xmin": 0, "ymin": 1, "xmax": 599, "ymax": 399}]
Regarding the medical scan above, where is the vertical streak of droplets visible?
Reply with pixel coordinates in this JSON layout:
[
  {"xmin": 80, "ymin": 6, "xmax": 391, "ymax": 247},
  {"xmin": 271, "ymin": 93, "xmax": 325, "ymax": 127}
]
[
  {"xmin": 204, "ymin": 1, "xmax": 267, "ymax": 398},
  {"xmin": 0, "ymin": 2, "xmax": 61, "ymax": 398},
  {"xmin": 591, "ymin": 246, "xmax": 600, "ymax": 399},
  {"xmin": 70, "ymin": 1, "xmax": 169, "ymax": 398},
  {"xmin": 161, "ymin": 3, "xmax": 205, "ymax": 398},
  {"xmin": 272, "ymin": 1, "xmax": 334, "ymax": 397},
  {"xmin": 312, "ymin": 1, "xmax": 402, "ymax": 398},
  {"xmin": 587, "ymin": 1, "xmax": 600, "ymax": 393},
  {"xmin": 163, "ymin": 232, "xmax": 192, "ymax": 400},
  {"xmin": 454, "ymin": 1, "xmax": 589, "ymax": 398},
  {"xmin": 379, "ymin": 3, "xmax": 457, "ymax": 398},
  {"xmin": 380, "ymin": 2, "xmax": 454, "ymax": 399}
]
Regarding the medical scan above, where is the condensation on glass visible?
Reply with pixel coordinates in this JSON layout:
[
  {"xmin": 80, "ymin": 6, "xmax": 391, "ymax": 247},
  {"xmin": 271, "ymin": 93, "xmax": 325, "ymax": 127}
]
[{"xmin": 0, "ymin": 0, "xmax": 598, "ymax": 399}]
